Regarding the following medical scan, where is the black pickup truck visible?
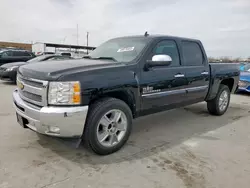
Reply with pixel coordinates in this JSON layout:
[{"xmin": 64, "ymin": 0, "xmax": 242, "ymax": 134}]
[{"xmin": 13, "ymin": 35, "xmax": 239, "ymax": 155}]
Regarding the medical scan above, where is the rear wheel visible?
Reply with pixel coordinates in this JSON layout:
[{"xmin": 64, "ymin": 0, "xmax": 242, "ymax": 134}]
[
  {"xmin": 207, "ymin": 84, "xmax": 230, "ymax": 116},
  {"xmin": 83, "ymin": 98, "xmax": 132, "ymax": 155}
]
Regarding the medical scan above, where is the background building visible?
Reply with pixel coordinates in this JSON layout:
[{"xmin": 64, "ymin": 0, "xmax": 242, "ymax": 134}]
[
  {"xmin": 0, "ymin": 41, "xmax": 96, "ymax": 58},
  {"xmin": 0, "ymin": 41, "xmax": 32, "ymax": 50},
  {"xmin": 32, "ymin": 42, "xmax": 95, "ymax": 58}
]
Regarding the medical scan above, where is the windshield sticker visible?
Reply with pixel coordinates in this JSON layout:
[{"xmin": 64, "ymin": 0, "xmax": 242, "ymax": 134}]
[{"xmin": 117, "ymin": 47, "xmax": 135, "ymax": 52}]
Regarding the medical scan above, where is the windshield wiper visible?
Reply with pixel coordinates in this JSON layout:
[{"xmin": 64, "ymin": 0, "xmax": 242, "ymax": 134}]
[
  {"xmin": 83, "ymin": 56, "xmax": 117, "ymax": 62},
  {"xmin": 94, "ymin": 57, "xmax": 117, "ymax": 62}
]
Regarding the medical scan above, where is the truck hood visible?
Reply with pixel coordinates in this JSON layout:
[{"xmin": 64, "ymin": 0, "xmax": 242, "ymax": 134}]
[
  {"xmin": 240, "ymin": 71, "xmax": 250, "ymax": 82},
  {"xmin": 18, "ymin": 59, "xmax": 123, "ymax": 80},
  {"xmin": 1, "ymin": 62, "xmax": 26, "ymax": 68}
]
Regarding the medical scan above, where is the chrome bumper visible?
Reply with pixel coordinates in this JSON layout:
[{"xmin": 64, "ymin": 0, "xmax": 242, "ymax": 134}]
[{"xmin": 13, "ymin": 89, "xmax": 88, "ymax": 138}]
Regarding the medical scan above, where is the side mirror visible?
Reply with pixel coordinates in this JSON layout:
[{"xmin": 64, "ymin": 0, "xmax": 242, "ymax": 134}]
[{"xmin": 145, "ymin": 54, "xmax": 172, "ymax": 70}]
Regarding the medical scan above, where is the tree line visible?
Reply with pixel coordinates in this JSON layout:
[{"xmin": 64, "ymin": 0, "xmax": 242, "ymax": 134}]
[{"xmin": 208, "ymin": 57, "xmax": 250, "ymax": 63}]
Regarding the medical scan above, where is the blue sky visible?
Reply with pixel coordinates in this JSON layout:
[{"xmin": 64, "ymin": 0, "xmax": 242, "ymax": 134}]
[{"xmin": 0, "ymin": 0, "xmax": 249, "ymax": 57}]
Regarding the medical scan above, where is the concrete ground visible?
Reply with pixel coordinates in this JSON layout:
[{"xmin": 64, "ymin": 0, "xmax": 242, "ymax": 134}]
[{"xmin": 0, "ymin": 81, "xmax": 250, "ymax": 188}]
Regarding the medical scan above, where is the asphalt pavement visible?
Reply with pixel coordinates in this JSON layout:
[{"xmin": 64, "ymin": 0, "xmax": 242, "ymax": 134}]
[{"xmin": 0, "ymin": 81, "xmax": 250, "ymax": 188}]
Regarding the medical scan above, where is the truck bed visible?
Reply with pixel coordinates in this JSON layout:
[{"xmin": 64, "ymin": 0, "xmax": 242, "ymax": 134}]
[{"xmin": 206, "ymin": 63, "xmax": 240, "ymax": 100}]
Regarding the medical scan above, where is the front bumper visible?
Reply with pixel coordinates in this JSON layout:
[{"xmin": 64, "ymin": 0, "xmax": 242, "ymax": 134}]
[
  {"xmin": 13, "ymin": 89, "xmax": 89, "ymax": 138},
  {"xmin": 0, "ymin": 69, "xmax": 16, "ymax": 80},
  {"xmin": 238, "ymin": 87, "xmax": 250, "ymax": 92}
]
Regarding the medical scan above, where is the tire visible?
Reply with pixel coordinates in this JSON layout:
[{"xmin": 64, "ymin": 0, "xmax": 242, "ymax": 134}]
[
  {"xmin": 11, "ymin": 77, "xmax": 16, "ymax": 84},
  {"xmin": 10, "ymin": 74, "xmax": 17, "ymax": 84},
  {"xmin": 83, "ymin": 98, "xmax": 133, "ymax": 155},
  {"xmin": 207, "ymin": 84, "xmax": 230, "ymax": 116}
]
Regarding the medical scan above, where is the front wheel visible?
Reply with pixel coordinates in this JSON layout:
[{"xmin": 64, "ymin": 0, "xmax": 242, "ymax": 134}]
[
  {"xmin": 207, "ymin": 84, "xmax": 230, "ymax": 116},
  {"xmin": 83, "ymin": 98, "xmax": 133, "ymax": 155}
]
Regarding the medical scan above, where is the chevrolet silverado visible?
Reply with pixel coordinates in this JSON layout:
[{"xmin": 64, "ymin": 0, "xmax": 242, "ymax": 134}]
[{"xmin": 13, "ymin": 34, "xmax": 240, "ymax": 155}]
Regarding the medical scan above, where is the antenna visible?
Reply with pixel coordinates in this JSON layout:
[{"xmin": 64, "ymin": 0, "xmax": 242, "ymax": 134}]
[
  {"xmin": 87, "ymin": 32, "xmax": 89, "ymax": 54},
  {"xmin": 144, "ymin": 31, "xmax": 149, "ymax": 37}
]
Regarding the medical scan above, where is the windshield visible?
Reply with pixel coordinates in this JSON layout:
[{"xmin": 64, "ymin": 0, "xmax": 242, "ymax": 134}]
[
  {"xmin": 240, "ymin": 64, "xmax": 250, "ymax": 72},
  {"xmin": 27, "ymin": 55, "xmax": 48, "ymax": 63},
  {"xmin": 88, "ymin": 37, "xmax": 150, "ymax": 63}
]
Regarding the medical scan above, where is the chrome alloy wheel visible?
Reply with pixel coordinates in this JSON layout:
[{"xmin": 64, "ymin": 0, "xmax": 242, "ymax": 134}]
[
  {"xmin": 219, "ymin": 90, "xmax": 229, "ymax": 112},
  {"xmin": 96, "ymin": 109, "xmax": 128, "ymax": 147}
]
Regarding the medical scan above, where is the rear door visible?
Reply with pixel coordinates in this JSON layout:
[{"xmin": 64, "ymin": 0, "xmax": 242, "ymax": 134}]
[
  {"xmin": 140, "ymin": 39, "xmax": 188, "ymax": 111},
  {"xmin": 22, "ymin": 51, "xmax": 33, "ymax": 61},
  {"xmin": 13, "ymin": 51, "xmax": 32, "ymax": 62},
  {"xmin": 181, "ymin": 41, "xmax": 210, "ymax": 102}
]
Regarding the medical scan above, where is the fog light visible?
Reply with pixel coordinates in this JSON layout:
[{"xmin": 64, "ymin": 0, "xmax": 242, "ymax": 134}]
[{"xmin": 48, "ymin": 126, "xmax": 60, "ymax": 133}]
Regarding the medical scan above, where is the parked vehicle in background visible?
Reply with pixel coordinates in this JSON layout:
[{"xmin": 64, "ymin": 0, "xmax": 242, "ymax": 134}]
[
  {"xmin": 239, "ymin": 63, "xmax": 250, "ymax": 71},
  {"xmin": 0, "ymin": 54, "xmax": 73, "ymax": 82},
  {"xmin": 37, "ymin": 52, "xmax": 55, "ymax": 55},
  {"xmin": 238, "ymin": 63, "xmax": 250, "ymax": 92},
  {"xmin": 61, "ymin": 52, "xmax": 71, "ymax": 57},
  {"xmin": 36, "ymin": 52, "xmax": 72, "ymax": 56},
  {"xmin": 0, "ymin": 49, "xmax": 35, "ymax": 66},
  {"xmin": 13, "ymin": 34, "xmax": 239, "ymax": 155}
]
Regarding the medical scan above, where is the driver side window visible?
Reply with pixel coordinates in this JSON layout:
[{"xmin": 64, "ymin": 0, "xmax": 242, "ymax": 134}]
[
  {"xmin": 151, "ymin": 40, "xmax": 180, "ymax": 67},
  {"xmin": 2, "ymin": 51, "xmax": 13, "ymax": 57}
]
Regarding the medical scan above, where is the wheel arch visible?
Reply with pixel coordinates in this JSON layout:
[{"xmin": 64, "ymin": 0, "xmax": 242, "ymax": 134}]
[
  {"xmin": 89, "ymin": 89, "xmax": 137, "ymax": 118},
  {"xmin": 206, "ymin": 77, "xmax": 236, "ymax": 101},
  {"xmin": 220, "ymin": 78, "xmax": 234, "ymax": 92}
]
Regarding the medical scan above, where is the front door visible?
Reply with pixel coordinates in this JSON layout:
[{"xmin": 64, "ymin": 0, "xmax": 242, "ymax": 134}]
[{"xmin": 140, "ymin": 39, "xmax": 188, "ymax": 112}]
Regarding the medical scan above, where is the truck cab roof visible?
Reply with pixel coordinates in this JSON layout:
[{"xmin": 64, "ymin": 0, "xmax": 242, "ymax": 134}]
[{"xmin": 114, "ymin": 34, "xmax": 201, "ymax": 43}]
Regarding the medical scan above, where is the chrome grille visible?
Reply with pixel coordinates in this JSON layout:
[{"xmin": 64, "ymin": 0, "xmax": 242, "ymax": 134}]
[
  {"xmin": 17, "ymin": 74, "xmax": 48, "ymax": 107},
  {"xmin": 22, "ymin": 91, "xmax": 42, "ymax": 102},
  {"xmin": 20, "ymin": 78, "xmax": 44, "ymax": 88}
]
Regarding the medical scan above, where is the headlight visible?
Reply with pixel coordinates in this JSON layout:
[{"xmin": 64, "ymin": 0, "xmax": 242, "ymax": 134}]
[
  {"xmin": 238, "ymin": 80, "xmax": 247, "ymax": 87},
  {"xmin": 6, "ymin": 66, "xmax": 19, "ymax": 71},
  {"xmin": 48, "ymin": 81, "xmax": 81, "ymax": 105}
]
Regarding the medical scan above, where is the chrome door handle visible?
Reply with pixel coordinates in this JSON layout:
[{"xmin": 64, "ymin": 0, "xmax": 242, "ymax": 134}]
[
  {"xmin": 201, "ymin": 71, "xmax": 209, "ymax": 75},
  {"xmin": 174, "ymin": 74, "xmax": 185, "ymax": 78}
]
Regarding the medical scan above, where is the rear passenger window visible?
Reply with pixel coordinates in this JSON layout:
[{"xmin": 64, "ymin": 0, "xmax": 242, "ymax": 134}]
[
  {"xmin": 182, "ymin": 41, "xmax": 203, "ymax": 66},
  {"xmin": 152, "ymin": 40, "xmax": 180, "ymax": 67},
  {"xmin": 13, "ymin": 51, "xmax": 22, "ymax": 56},
  {"xmin": 13, "ymin": 51, "xmax": 31, "ymax": 56},
  {"xmin": 22, "ymin": 52, "xmax": 31, "ymax": 56}
]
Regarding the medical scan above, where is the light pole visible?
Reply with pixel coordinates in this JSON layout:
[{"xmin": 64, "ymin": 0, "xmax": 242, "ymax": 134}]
[
  {"xmin": 76, "ymin": 24, "xmax": 79, "ymax": 46},
  {"xmin": 87, "ymin": 32, "xmax": 89, "ymax": 54}
]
